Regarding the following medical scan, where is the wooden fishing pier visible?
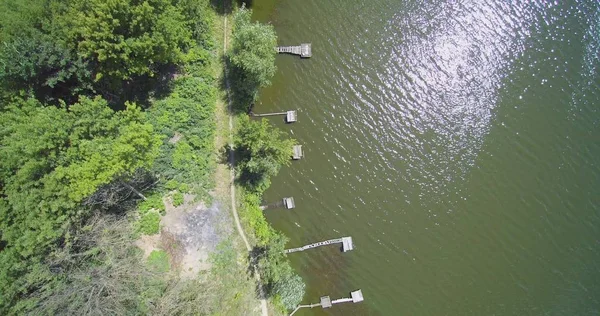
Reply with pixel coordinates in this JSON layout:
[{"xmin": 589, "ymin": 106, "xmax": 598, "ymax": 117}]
[
  {"xmin": 292, "ymin": 145, "xmax": 303, "ymax": 160},
  {"xmin": 259, "ymin": 197, "xmax": 295, "ymax": 211},
  {"xmin": 276, "ymin": 43, "xmax": 312, "ymax": 58},
  {"xmin": 252, "ymin": 110, "xmax": 297, "ymax": 123},
  {"xmin": 283, "ymin": 197, "xmax": 295, "ymax": 209},
  {"xmin": 289, "ymin": 290, "xmax": 364, "ymax": 315},
  {"xmin": 285, "ymin": 236, "xmax": 354, "ymax": 254}
]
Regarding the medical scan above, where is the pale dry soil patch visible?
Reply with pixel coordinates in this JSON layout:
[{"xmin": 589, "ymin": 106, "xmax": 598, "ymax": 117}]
[{"xmin": 136, "ymin": 193, "xmax": 232, "ymax": 279}]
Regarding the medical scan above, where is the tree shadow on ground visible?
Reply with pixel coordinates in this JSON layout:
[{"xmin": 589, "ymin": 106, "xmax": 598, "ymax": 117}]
[
  {"xmin": 219, "ymin": 55, "xmax": 259, "ymax": 115},
  {"xmin": 211, "ymin": 0, "xmax": 249, "ymax": 15},
  {"xmin": 248, "ymin": 246, "xmax": 270, "ymax": 299},
  {"xmin": 123, "ymin": 64, "xmax": 177, "ymax": 108},
  {"xmin": 220, "ymin": 143, "xmax": 265, "ymax": 191},
  {"xmin": 219, "ymin": 145, "xmax": 233, "ymax": 166}
]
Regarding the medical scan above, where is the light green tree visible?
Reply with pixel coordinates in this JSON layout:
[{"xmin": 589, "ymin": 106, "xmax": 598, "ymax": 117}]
[
  {"xmin": 235, "ymin": 116, "xmax": 295, "ymax": 193},
  {"xmin": 54, "ymin": 0, "xmax": 192, "ymax": 81},
  {"xmin": 0, "ymin": 96, "xmax": 161, "ymax": 310},
  {"xmin": 229, "ymin": 6, "xmax": 277, "ymax": 110},
  {"xmin": 256, "ymin": 233, "xmax": 305, "ymax": 310}
]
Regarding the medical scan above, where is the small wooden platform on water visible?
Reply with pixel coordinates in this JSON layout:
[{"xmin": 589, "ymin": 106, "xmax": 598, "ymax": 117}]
[
  {"xmin": 320, "ymin": 296, "xmax": 332, "ymax": 308},
  {"xmin": 324, "ymin": 290, "xmax": 364, "ymax": 307},
  {"xmin": 252, "ymin": 110, "xmax": 297, "ymax": 123},
  {"xmin": 292, "ymin": 145, "xmax": 303, "ymax": 160},
  {"xmin": 342, "ymin": 236, "xmax": 354, "ymax": 252},
  {"xmin": 286, "ymin": 110, "xmax": 297, "ymax": 123},
  {"xmin": 290, "ymin": 290, "xmax": 364, "ymax": 315},
  {"xmin": 283, "ymin": 197, "xmax": 295, "ymax": 209},
  {"xmin": 276, "ymin": 43, "xmax": 312, "ymax": 58}
]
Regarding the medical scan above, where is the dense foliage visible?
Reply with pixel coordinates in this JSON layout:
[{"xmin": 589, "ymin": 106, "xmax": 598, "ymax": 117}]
[
  {"xmin": 0, "ymin": 0, "xmax": 218, "ymax": 313},
  {"xmin": 235, "ymin": 115, "xmax": 295, "ymax": 193},
  {"xmin": 0, "ymin": 0, "xmax": 304, "ymax": 313},
  {"xmin": 147, "ymin": 58, "xmax": 216, "ymax": 196},
  {"xmin": 0, "ymin": 0, "xmax": 213, "ymax": 104},
  {"xmin": 228, "ymin": 6, "xmax": 277, "ymax": 112},
  {"xmin": 55, "ymin": 0, "xmax": 193, "ymax": 81},
  {"xmin": 1, "ymin": 96, "xmax": 159, "ymax": 250}
]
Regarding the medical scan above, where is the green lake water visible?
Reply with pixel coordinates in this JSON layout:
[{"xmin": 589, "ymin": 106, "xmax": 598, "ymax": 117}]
[{"xmin": 251, "ymin": 0, "xmax": 600, "ymax": 314}]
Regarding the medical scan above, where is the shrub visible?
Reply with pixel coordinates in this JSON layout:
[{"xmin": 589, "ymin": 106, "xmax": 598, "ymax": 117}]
[
  {"xmin": 274, "ymin": 271, "xmax": 305, "ymax": 310},
  {"xmin": 137, "ymin": 212, "xmax": 161, "ymax": 235},
  {"xmin": 242, "ymin": 192, "xmax": 275, "ymax": 245},
  {"xmin": 147, "ymin": 250, "xmax": 170, "ymax": 273},
  {"xmin": 172, "ymin": 192, "xmax": 184, "ymax": 207},
  {"xmin": 138, "ymin": 193, "xmax": 165, "ymax": 214},
  {"xmin": 165, "ymin": 179, "xmax": 179, "ymax": 190},
  {"xmin": 178, "ymin": 182, "xmax": 190, "ymax": 193}
]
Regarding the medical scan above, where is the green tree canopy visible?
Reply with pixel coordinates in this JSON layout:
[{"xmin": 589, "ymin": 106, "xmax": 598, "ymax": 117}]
[
  {"xmin": 0, "ymin": 32, "xmax": 91, "ymax": 103},
  {"xmin": 54, "ymin": 0, "xmax": 192, "ymax": 81},
  {"xmin": 0, "ymin": 0, "xmax": 91, "ymax": 102},
  {"xmin": 0, "ymin": 96, "xmax": 160, "ymax": 255},
  {"xmin": 235, "ymin": 116, "xmax": 294, "ymax": 193},
  {"xmin": 0, "ymin": 0, "xmax": 200, "ymax": 103},
  {"xmin": 0, "ymin": 96, "xmax": 161, "ymax": 309},
  {"xmin": 256, "ymin": 233, "xmax": 305, "ymax": 310},
  {"xmin": 229, "ymin": 6, "xmax": 277, "ymax": 108},
  {"xmin": 0, "ymin": 0, "xmax": 48, "ymax": 42}
]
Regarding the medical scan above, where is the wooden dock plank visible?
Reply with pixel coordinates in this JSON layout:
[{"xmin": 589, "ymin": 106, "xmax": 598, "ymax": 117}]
[
  {"xmin": 292, "ymin": 145, "xmax": 303, "ymax": 160},
  {"xmin": 283, "ymin": 197, "xmax": 295, "ymax": 209},
  {"xmin": 276, "ymin": 43, "xmax": 312, "ymax": 58},
  {"xmin": 342, "ymin": 236, "xmax": 354, "ymax": 252},
  {"xmin": 286, "ymin": 110, "xmax": 297, "ymax": 123},
  {"xmin": 320, "ymin": 296, "xmax": 332, "ymax": 308},
  {"xmin": 351, "ymin": 290, "xmax": 364, "ymax": 303},
  {"xmin": 284, "ymin": 237, "xmax": 350, "ymax": 254}
]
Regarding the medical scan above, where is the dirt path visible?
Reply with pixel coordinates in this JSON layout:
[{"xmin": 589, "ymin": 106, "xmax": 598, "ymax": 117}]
[{"xmin": 222, "ymin": 12, "xmax": 269, "ymax": 316}]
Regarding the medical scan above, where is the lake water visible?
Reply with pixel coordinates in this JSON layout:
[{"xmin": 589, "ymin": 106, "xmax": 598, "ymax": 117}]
[{"xmin": 252, "ymin": 0, "xmax": 600, "ymax": 314}]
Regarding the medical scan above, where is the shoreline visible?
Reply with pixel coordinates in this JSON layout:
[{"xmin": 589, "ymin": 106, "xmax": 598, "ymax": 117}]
[{"xmin": 212, "ymin": 3, "xmax": 305, "ymax": 315}]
